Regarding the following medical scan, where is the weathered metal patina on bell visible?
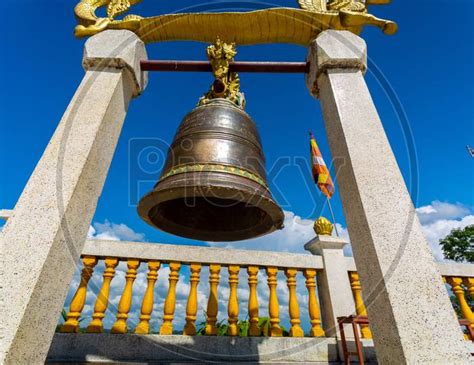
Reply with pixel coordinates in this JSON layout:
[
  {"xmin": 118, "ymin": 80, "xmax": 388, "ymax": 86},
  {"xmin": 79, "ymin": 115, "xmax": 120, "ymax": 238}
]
[{"xmin": 137, "ymin": 98, "xmax": 284, "ymax": 241}]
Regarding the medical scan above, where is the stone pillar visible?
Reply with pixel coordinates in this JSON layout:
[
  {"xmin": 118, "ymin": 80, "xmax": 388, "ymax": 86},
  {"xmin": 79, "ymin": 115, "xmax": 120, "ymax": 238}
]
[
  {"xmin": 305, "ymin": 235, "xmax": 355, "ymax": 338},
  {"xmin": 306, "ymin": 30, "xmax": 470, "ymax": 363},
  {"xmin": 0, "ymin": 30, "xmax": 147, "ymax": 364}
]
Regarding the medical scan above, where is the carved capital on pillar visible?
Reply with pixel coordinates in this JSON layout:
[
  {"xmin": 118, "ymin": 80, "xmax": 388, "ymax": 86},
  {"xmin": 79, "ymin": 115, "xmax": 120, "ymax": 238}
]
[
  {"xmin": 304, "ymin": 235, "xmax": 348, "ymax": 255},
  {"xmin": 83, "ymin": 30, "xmax": 148, "ymax": 96},
  {"xmin": 306, "ymin": 30, "xmax": 367, "ymax": 98}
]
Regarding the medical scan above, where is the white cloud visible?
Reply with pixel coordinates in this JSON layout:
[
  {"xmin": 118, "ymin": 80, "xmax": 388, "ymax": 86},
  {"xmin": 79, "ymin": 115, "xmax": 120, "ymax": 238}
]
[
  {"xmin": 208, "ymin": 211, "xmax": 323, "ymax": 253},
  {"xmin": 419, "ymin": 212, "xmax": 474, "ymax": 262},
  {"xmin": 416, "ymin": 200, "xmax": 471, "ymax": 225},
  {"xmin": 88, "ymin": 220, "xmax": 145, "ymax": 241},
  {"xmin": 208, "ymin": 210, "xmax": 353, "ymax": 257},
  {"xmin": 205, "ymin": 203, "xmax": 473, "ymax": 262},
  {"xmin": 337, "ymin": 201, "xmax": 473, "ymax": 262}
]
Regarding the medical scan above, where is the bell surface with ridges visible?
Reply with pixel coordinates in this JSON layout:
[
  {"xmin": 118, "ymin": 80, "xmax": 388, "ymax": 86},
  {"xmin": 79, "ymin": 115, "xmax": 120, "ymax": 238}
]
[{"xmin": 137, "ymin": 98, "xmax": 284, "ymax": 241}]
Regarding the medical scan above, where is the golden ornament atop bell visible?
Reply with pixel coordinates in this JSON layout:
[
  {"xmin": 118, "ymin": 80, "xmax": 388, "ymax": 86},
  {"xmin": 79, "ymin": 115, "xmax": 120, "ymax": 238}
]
[
  {"xmin": 314, "ymin": 216, "xmax": 334, "ymax": 236},
  {"xmin": 137, "ymin": 40, "xmax": 284, "ymax": 242}
]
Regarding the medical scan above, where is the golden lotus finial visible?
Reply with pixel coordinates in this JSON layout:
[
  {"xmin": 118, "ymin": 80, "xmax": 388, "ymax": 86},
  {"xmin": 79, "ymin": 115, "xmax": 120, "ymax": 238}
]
[{"xmin": 314, "ymin": 216, "xmax": 334, "ymax": 236}]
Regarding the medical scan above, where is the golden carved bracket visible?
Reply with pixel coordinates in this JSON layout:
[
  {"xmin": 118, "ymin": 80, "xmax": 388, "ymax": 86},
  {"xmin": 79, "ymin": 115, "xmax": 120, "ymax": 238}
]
[
  {"xmin": 198, "ymin": 38, "xmax": 245, "ymax": 108},
  {"xmin": 74, "ymin": 0, "xmax": 397, "ymax": 45}
]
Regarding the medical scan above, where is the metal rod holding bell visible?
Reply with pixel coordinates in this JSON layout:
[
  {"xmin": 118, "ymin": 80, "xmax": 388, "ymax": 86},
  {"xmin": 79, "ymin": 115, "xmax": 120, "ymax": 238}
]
[{"xmin": 141, "ymin": 60, "xmax": 309, "ymax": 73}]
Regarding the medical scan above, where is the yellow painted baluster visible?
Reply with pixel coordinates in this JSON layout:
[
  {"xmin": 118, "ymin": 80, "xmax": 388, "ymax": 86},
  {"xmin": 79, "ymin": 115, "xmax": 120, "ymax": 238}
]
[
  {"xmin": 303, "ymin": 269, "xmax": 325, "ymax": 337},
  {"xmin": 205, "ymin": 264, "xmax": 221, "ymax": 335},
  {"xmin": 61, "ymin": 256, "xmax": 98, "ymax": 333},
  {"xmin": 465, "ymin": 277, "xmax": 474, "ymax": 339},
  {"xmin": 266, "ymin": 267, "xmax": 282, "ymax": 337},
  {"xmin": 111, "ymin": 259, "xmax": 140, "ymax": 334},
  {"xmin": 135, "ymin": 261, "xmax": 161, "ymax": 334},
  {"xmin": 465, "ymin": 277, "xmax": 474, "ymax": 341},
  {"xmin": 160, "ymin": 262, "xmax": 181, "ymax": 335},
  {"xmin": 247, "ymin": 266, "xmax": 260, "ymax": 336},
  {"xmin": 86, "ymin": 257, "xmax": 119, "ymax": 333},
  {"xmin": 349, "ymin": 272, "xmax": 372, "ymax": 339},
  {"xmin": 227, "ymin": 265, "xmax": 240, "ymax": 336},
  {"xmin": 464, "ymin": 277, "xmax": 474, "ymax": 298},
  {"xmin": 285, "ymin": 268, "xmax": 304, "ymax": 337},
  {"xmin": 183, "ymin": 263, "xmax": 202, "ymax": 335},
  {"xmin": 447, "ymin": 277, "xmax": 474, "ymax": 330}
]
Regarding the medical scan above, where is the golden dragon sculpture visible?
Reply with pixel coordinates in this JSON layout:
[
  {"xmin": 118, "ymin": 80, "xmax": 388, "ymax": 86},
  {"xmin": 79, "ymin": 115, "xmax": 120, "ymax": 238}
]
[{"xmin": 74, "ymin": 0, "xmax": 397, "ymax": 45}]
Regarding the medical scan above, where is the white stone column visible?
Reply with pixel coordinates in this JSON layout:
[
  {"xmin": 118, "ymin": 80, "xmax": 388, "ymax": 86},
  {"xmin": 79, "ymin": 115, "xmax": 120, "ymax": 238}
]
[
  {"xmin": 306, "ymin": 30, "xmax": 470, "ymax": 363},
  {"xmin": 0, "ymin": 30, "xmax": 147, "ymax": 365},
  {"xmin": 305, "ymin": 235, "xmax": 355, "ymax": 338}
]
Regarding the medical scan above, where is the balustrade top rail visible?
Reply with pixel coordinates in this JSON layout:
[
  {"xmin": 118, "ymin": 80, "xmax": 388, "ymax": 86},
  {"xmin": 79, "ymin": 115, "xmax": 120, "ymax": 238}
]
[
  {"xmin": 344, "ymin": 256, "xmax": 474, "ymax": 278},
  {"xmin": 436, "ymin": 262, "xmax": 474, "ymax": 277},
  {"xmin": 83, "ymin": 239, "xmax": 324, "ymax": 269}
]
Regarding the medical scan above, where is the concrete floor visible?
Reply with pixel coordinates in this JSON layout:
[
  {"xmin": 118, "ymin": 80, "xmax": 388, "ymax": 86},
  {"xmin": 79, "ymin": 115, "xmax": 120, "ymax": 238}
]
[{"xmin": 47, "ymin": 334, "xmax": 378, "ymax": 364}]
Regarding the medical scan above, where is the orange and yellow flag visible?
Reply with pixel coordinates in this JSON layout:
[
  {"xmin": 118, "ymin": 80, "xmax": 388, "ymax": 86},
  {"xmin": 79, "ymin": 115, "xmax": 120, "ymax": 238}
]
[{"xmin": 309, "ymin": 131, "xmax": 334, "ymax": 199}]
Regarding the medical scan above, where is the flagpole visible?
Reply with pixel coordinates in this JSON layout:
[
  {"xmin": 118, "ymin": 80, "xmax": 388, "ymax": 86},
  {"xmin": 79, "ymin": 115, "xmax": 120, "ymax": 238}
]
[
  {"xmin": 309, "ymin": 129, "xmax": 339, "ymax": 237},
  {"xmin": 326, "ymin": 197, "xmax": 339, "ymax": 237}
]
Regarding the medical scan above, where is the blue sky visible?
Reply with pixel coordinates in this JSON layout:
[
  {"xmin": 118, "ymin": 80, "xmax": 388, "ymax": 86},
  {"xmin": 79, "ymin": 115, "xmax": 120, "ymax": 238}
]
[{"xmin": 1, "ymin": 0, "xmax": 473, "ymax": 253}]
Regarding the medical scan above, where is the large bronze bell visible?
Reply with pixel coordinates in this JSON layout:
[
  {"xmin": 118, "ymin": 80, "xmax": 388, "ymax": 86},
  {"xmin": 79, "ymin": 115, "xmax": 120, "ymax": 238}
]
[{"xmin": 137, "ymin": 98, "xmax": 284, "ymax": 241}]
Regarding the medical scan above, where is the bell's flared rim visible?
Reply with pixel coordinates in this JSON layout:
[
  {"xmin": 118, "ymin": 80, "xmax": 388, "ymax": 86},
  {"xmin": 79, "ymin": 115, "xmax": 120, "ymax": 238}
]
[{"xmin": 137, "ymin": 175, "xmax": 284, "ymax": 242}]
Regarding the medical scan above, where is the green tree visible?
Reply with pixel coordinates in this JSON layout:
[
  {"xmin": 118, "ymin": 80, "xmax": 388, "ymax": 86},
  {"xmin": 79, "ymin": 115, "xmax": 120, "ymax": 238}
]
[
  {"xmin": 439, "ymin": 225, "xmax": 474, "ymax": 263},
  {"xmin": 196, "ymin": 315, "xmax": 289, "ymax": 337}
]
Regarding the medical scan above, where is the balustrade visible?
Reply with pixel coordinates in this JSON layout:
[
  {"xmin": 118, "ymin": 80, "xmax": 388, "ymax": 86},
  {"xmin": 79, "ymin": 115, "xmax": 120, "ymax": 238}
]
[
  {"xmin": 60, "ymin": 256, "xmax": 98, "ymax": 333},
  {"xmin": 135, "ymin": 261, "xmax": 161, "ymax": 334},
  {"xmin": 227, "ymin": 265, "xmax": 241, "ymax": 336},
  {"xmin": 86, "ymin": 257, "xmax": 119, "ymax": 333},
  {"xmin": 464, "ymin": 277, "xmax": 474, "ymax": 297},
  {"xmin": 445, "ymin": 276, "xmax": 474, "ymax": 338},
  {"xmin": 111, "ymin": 259, "xmax": 140, "ymax": 334},
  {"xmin": 183, "ymin": 263, "xmax": 201, "ymax": 335},
  {"xmin": 205, "ymin": 264, "xmax": 221, "ymax": 335},
  {"xmin": 247, "ymin": 266, "xmax": 260, "ymax": 336},
  {"xmin": 60, "ymin": 241, "xmax": 473, "ymax": 342},
  {"xmin": 303, "ymin": 269, "xmax": 325, "ymax": 337},
  {"xmin": 285, "ymin": 268, "xmax": 304, "ymax": 337},
  {"xmin": 60, "ymin": 242, "xmax": 326, "ymax": 337},
  {"xmin": 160, "ymin": 262, "xmax": 181, "ymax": 335},
  {"xmin": 348, "ymin": 271, "xmax": 474, "ymax": 341},
  {"xmin": 348, "ymin": 271, "xmax": 372, "ymax": 339}
]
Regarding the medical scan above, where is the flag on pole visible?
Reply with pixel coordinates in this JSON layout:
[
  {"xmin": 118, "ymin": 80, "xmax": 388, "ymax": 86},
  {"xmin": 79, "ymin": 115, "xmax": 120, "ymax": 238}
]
[{"xmin": 309, "ymin": 131, "xmax": 334, "ymax": 199}]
